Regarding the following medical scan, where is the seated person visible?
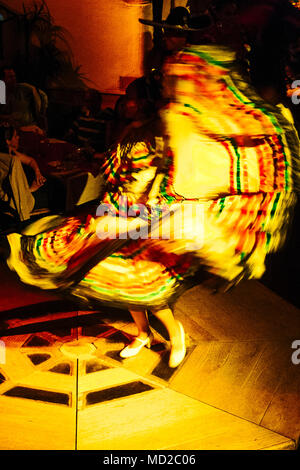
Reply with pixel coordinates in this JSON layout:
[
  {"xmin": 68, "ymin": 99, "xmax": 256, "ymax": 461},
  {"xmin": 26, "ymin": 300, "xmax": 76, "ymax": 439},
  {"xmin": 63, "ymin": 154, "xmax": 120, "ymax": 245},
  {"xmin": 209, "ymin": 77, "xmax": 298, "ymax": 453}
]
[
  {"xmin": 1, "ymin": 125, "xmax": 46, "ymax": 191},
  {"xmin": 0, "ymin": 150, "xmax": 35, "ymax": 223},
  {"xmin": 0, "ymin": 68, "xmax": 48, "ymax": 133},
  {"xmin": 0, "ymin": 125, "xmax": 62, "ymax": 218}
]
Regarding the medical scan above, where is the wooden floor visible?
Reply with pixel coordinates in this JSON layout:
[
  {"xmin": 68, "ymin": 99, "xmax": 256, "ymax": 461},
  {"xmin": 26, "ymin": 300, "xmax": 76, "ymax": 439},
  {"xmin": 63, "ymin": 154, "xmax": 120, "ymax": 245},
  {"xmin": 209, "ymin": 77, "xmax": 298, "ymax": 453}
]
[{"xmin": 0, "ymin": 263, "xmax": 299, "ymax": 450}]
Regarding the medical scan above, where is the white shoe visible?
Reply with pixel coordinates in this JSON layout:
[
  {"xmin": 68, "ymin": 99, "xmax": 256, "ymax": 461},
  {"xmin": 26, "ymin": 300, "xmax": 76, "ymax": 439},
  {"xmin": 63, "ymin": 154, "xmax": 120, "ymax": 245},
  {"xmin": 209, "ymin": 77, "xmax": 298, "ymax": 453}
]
[
  {"xmin": 168, "ymin": 321, "xmax": 186, "ymax": 368},
  {"xmin": 120, "ymin": 333, "xmax": 153, "ymax": 358}
]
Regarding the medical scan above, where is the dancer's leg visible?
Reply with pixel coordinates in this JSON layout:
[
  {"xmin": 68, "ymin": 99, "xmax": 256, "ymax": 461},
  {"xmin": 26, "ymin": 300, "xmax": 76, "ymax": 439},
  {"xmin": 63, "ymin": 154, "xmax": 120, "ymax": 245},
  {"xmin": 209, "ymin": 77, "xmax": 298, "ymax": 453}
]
[
  {"xmin": 119, "ymin": 309, "xmax": 152, "ymax": 357},
  {"xmin": 128, "ymin": 309, "xmax": 151, "ymax": 342},
  {"xmin": 151, "ymin": 306, "xmax": 180, "ymax": 340},
  {"xmin": 120, "ymin": 306, "xmax": 185, "ymax": 367},
  {"xmin": 151, "ymin": 305, "xmax": 186, "ymax": 367}
]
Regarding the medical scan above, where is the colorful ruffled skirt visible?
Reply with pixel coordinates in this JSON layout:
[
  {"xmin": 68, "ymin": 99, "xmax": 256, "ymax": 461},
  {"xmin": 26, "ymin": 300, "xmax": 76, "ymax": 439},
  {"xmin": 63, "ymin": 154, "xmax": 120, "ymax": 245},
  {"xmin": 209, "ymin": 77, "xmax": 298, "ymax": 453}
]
[{"xmin": 5, "ymin": 45, "xmax": 299, "ymax": 310}]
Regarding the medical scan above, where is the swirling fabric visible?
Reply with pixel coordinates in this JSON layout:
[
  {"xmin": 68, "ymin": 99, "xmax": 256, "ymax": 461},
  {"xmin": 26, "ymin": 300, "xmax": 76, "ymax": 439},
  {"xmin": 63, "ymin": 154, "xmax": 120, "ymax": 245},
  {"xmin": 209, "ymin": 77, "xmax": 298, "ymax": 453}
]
[{"xmin": 5, "ymin": 45, "xmax": 299, "ymax": 309}]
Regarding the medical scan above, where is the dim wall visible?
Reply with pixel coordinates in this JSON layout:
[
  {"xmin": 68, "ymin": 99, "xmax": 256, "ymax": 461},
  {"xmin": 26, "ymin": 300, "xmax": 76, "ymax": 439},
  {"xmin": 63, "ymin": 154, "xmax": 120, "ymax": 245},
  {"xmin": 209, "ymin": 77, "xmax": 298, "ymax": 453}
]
[{"xmin": 8, "ymin": 0, "xmax": 152, "ymax": 92}]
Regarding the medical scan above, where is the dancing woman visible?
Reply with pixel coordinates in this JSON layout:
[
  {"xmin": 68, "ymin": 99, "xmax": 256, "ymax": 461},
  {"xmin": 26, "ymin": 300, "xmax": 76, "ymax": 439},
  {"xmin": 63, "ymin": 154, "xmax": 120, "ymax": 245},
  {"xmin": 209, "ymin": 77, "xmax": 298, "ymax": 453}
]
[
  {"xmin": 2, "ymin": 3, "xmax": 299, "ymax": 368},
  {"xmin": 3, "ymin": 113, "xmax": 189, "ymax": 368}
]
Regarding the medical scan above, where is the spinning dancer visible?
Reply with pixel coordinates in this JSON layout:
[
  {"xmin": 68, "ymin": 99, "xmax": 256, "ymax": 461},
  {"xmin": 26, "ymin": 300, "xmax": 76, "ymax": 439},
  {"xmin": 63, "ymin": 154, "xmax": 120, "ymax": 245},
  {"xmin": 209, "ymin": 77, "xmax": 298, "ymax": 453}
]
[{"xmin": 1, "ymin": 3, "xmax": 299, "ymax": 368}]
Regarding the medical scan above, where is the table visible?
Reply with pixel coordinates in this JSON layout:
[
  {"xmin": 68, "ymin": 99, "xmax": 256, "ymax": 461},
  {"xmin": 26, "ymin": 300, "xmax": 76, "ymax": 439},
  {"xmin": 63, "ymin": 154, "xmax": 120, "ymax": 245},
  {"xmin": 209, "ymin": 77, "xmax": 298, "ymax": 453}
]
[
  {"xmin": 19, "ymin": 132, "xmax": 104, "ymax": 212},
  {"xmin": 47, "ymin": 166, "xmax": 104, "ymax": 212}
]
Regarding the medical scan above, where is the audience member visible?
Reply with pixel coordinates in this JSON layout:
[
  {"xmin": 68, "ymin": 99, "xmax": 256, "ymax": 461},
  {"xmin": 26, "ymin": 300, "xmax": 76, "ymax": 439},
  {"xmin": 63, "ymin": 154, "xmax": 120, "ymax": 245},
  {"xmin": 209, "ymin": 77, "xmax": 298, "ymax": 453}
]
[
  {"xmin": 0, "ymin": 68, "xmax": 48, "ymax": 132},
  {"xmin": 0, "ymin": 125, "xmax": 61, "ymax": 218}
]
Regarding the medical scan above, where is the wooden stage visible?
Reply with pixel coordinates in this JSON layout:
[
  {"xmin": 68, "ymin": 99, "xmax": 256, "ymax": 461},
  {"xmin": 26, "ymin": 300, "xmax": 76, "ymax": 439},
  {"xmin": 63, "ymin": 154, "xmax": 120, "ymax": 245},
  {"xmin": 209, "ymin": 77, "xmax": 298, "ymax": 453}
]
[{"xmin": 0, "ymin": 262, "xmax": 299, "ymax": 450}]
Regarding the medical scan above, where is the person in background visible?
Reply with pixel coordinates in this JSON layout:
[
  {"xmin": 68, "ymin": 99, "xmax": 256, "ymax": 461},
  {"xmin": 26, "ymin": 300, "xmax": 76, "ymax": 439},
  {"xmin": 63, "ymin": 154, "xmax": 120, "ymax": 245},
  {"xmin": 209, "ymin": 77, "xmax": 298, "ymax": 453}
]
[
  {"xmin": 108, "ymin": 84, "xmax": 157, "ymax": 148},
  {"xmin": 0, "ymin": 125, "xmax": 61, "ymax": 216},
  {"xmin": 0, "ymin": 125, "xmax": 45, "ymax": 191},
  {"xmin": 65, "ymin": 88, "xmax": 113, "ymax": 156},
  {"xmin": 0, "ymin": 68, "xmax": 48, "ymax": 133}
]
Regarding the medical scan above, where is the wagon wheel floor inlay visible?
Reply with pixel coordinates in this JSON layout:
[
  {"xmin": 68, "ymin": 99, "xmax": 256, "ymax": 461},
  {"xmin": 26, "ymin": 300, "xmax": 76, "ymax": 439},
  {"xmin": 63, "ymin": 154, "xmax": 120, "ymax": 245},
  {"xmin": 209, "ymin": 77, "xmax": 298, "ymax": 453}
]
[
  {"xmin": 0, "ymin": 319, "xmax": 195, "ymax": 421},
  {"xmin": 0, "ymin": 304, "xmax": 298, "ymax": 450}
]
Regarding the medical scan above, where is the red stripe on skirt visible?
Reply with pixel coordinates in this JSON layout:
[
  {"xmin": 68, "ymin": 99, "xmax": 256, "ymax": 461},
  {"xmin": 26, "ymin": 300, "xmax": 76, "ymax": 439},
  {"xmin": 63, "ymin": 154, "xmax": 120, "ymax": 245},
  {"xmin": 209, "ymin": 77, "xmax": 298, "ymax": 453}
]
[{"xmin": 221, "ymin": 140, "xmax": 236, "ymax": 193}]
